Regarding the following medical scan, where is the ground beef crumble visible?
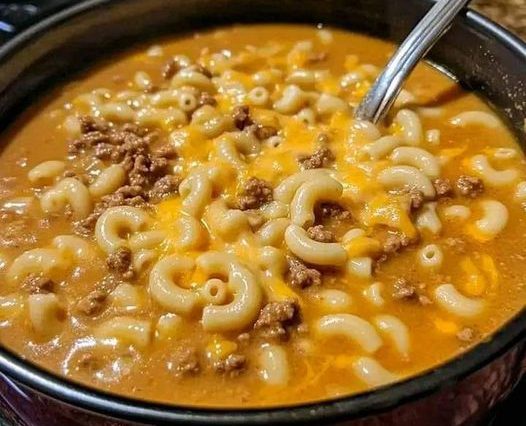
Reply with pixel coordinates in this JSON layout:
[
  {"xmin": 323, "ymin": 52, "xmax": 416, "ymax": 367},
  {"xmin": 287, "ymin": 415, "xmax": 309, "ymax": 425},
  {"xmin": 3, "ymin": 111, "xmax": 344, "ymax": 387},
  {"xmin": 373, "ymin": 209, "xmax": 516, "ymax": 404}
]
[
  {"xmin": 126, "ymin": 153, "xmax": 170, "ymax": 188},
  {"xmin": 287, "ymin": 257, "xmax": 321, "ymax": 288},
  {"xmin": 232, "ymin": 105, "xmax": 253, "ymax": 130},
  {"xmin": 298, "ymin": 147, "xmax": 334, "ymax": 169},
  {"xmin": 78, "ymin": 115, "xmax": 109, "ymax": 134},
  {"xmin": 456, "ymin": 175, "xmax": 484, "ymax": 197},
  {"xmin": 106, "ymin": 247, "xmax": 134, "ymax": 280},
  {"xmin": 190, "ymin": 63, "xmax": 213, "ymax": 79},
  {"xmin": 307, "ymin": 225, "xmax": 335, "ymax": 242},
  {"xmin": 69, "ymin": 116, "xmax": 180, "ymax": 235},
  {"xmin": 382, "ymin": 232, "xmax": 413, "ymax": 255},
  {"xmin": 74, "ymin": 187, "xmax": 148, "ymax": 236},
  {"xmin": 154, "ymin": 144, "xmax": 178, "ymax": 160},
  {"xmin": 254, "ymin": 300, "xmax": 299, "ymax": 340},
  {"xmin": 148, "ymin": 175, "xmax": 181, "ymax": 202},
  {"xmin": 213, "ymin": 353, "xmax": 246, "ymax": 375},
  {"xmin": 433, "ymin": 178, "xmax": 453, "ymax": 198},
  {"xmin": 77, "ymin": 353, "xmax": 101, "ymax": 371},
  {"xmin": 444, "ymin": 237, "xmax": 467, "ymax": 254},
  {"xmin": 316, "ymin": 202, "xmax": 352, "ymax": 222},
  {"xmin": 254, "ymin": 125, "xmax": 278, "ymax": 140},
  {"xmin": 198, "ymin": 92, "xmax": 217, "ymax": 107},
  {"xmin": 161, "ymin": 58, "xmax": 182, "ymax": 80},
  {"xmin": 172, "ymin": 347, "xmax": 200, "ymax": 376},
  {"xmin": 161, "ymin": 58, "xmax": 212, "ymax": 81},
  {"xmin": 237, "ymin": 177, "xmax": 273, "ymax": 210},
  {"xmin": 391, "ymin": 278, "xmax": 432, "ymax": 305},
  {"xmin": 408, "ymin": 188, "xmax": 425, "ymax": 211},
  {"xmin": 392, "ymin": 278, "xmax": 417, "ymax": 299},
  {"xmin": 21, "ymin": 274, "xmax": 54, "ymax": 294},
  {"xmin": 456, "ymin": 327, "xmax": 476, "ymax": 342},
  {"xmin": 76, "ymin": 290, "xmax": 108, "ymax": 316}
]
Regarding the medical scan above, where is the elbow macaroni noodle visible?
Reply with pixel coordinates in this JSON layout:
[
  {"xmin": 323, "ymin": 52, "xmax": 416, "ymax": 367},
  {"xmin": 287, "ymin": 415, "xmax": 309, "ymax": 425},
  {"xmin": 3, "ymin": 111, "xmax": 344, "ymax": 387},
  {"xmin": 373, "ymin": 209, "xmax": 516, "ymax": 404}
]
[
  {"xmin": 434, "ymin": 284, "xmax": 485, "ymax": 317},
  {"xmin": 89, "ymin": 165, "xmax": 127, "ymax": 198},
  {"xmin": 95, "ymin": 206, "xmax": 152, "ymax": 254},
  {"xmin": 378, "ymin": 166, "xmax": 435, "ymax": 198},
  {"xmin": 363, "ymin": 282, "xmax": 385, "ymax": 307},
  {"xmin": 416, "ymin": 202, "xmax": 442, "ymax": 235},
  {"xmin": 149, "ymin": 255, "xmax": 199, "ymax": 315},
  {"xmin": 316, "ymin": 314, "xmax": 383, "ymax": 353},
  {"xmin": 28, "ymin": 160, "xmax": 66, "ymax": 185},
  {"xmin": 41, "ymin": 177, "xmax": 92, "ymax": 218},
  {"xmin": 418, "ymin": 244, "xmax": 443, "ymax": 269},
  {"xmin": 95, "ymin": 317, "xmax": 152, "ymax": 349},
  {"xmin": 393, "ymin": 109, "xmax": 423, "ymax": 145},
  {"xmin": 8, "ymin": 248, "xmax": 70, "ymax": 284},
  {"xmin": 257, "ymin": 344, "xmax": 290, "ymax": 386},
  {"xmin": 373, "ymin": 315, "xmax": 410, "ymax": 358},
  {"xmin": 362, "ymin": 135, "xmax": 403, "ymax": 160},
  {"xmin": 467, "ymin": 200, "xmax": 508, "ymax": 241},
  {"xmin": 290, "ymin": 176, "xmax": 343, "ymax": 227},
  {"xmin": 352, "ymin": 357, "xmax": 398, "ymax": 387},
  {"xmin": 390, "ymin": 147, "xmax": 440, "ymax": 178},
  {"xmin": 285, "ymin": 224, "xmax": 347, "ymax": 266},
  {"xmin": 469, "ymin": 154, "xmax": 519, "ymax": 187},
  {"xmin": 274, "ymin": 169, "xmax": 331, "ymax": 203},
  {"xmin": 197, "ymin": 252, "xmax": 263, "ymax": 332},
  {"xmin": 449, "ymin": 111, "xmax": 501, "ymax": 129},
  {"xmin": 28, "ymin": 293, "xmax": 65, "ymax": 338}
]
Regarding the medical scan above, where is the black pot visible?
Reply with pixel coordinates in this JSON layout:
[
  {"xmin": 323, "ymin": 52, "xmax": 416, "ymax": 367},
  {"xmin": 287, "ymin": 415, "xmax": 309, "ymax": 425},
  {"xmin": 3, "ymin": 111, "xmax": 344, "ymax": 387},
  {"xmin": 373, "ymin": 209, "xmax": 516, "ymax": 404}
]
[{"xmin": 0, "ymin": 1, "xmax": 524, "ymax": 425}]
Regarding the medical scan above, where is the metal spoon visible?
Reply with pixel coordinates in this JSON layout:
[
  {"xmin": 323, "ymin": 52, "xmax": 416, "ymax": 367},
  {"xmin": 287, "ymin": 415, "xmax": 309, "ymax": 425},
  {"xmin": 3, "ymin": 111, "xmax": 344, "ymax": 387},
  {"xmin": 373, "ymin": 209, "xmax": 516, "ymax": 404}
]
[{"xmin": 354, "ymin": 0, "xmax": 471, "ymax": 123}]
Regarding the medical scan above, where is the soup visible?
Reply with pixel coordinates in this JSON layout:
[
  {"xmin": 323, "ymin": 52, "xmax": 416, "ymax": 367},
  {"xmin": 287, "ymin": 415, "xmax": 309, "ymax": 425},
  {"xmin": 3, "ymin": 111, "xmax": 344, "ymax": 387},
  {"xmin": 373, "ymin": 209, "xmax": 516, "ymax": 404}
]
[{"xmin": 0, "ymin": 24, "xmax": 524, "ymax": 407}]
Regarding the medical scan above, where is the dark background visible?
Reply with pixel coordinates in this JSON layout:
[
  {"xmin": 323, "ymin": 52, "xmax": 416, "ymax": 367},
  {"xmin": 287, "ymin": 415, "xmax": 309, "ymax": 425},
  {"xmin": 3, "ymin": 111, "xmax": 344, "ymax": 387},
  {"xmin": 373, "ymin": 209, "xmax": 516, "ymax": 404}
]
[{"xmin": 488, "ymin": 379, "xmax": 525, "ymax": 425}]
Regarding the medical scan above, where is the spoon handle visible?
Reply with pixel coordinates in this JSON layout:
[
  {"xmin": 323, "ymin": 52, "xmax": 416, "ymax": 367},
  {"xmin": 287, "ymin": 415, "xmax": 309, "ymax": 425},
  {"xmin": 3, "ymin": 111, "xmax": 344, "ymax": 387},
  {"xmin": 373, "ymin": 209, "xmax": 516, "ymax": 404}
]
[{"xmin": 354, "ymin": 0, "xmax": 471, "ymax": 123}]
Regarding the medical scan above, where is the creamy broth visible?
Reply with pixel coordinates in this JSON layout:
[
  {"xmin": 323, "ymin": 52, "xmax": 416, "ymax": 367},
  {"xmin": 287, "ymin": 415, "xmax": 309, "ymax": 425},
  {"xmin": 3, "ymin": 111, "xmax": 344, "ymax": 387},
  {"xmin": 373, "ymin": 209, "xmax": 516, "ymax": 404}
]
[{"xmin": 0, "ymin": 24, "xmax": 524, "ymax": 407}]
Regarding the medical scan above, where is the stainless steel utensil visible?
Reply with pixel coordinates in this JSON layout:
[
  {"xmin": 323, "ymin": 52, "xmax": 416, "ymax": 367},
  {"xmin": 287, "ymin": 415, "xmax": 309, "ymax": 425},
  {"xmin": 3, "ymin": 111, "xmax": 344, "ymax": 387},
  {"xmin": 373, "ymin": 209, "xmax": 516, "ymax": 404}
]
[{"xmin": 354, "ymin": 0, "xmax": 471, "ymax": 123}]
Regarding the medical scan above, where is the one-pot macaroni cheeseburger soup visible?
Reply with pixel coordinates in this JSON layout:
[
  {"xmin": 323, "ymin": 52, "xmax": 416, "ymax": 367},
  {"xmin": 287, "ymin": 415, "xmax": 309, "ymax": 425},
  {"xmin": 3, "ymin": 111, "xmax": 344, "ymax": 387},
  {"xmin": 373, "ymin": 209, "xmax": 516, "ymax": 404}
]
[{"xmin": 0, "ymin": 24, "xmax": 524, "ymax": 407}]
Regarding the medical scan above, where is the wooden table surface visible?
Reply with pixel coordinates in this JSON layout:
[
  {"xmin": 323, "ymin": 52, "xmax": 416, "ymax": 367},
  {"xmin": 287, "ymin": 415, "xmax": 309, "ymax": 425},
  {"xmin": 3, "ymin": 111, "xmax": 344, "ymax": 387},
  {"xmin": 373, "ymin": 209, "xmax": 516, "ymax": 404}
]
[{"xmin": 473, "ymin": 0, "xmax": 526, "ymax": 38}]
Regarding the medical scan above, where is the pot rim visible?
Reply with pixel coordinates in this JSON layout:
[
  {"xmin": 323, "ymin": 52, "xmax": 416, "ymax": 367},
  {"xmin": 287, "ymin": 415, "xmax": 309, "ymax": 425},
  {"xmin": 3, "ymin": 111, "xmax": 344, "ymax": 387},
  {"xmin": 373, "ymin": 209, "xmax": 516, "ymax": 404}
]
[{"xmin": 0, "ymin": 1, "xmax": 525, "ymax": 424}]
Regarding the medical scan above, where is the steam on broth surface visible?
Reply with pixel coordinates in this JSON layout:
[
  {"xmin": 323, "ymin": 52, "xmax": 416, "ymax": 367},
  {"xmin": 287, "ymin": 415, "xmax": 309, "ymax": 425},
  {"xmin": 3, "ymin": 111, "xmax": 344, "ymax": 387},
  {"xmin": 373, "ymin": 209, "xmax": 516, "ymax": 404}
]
[{"xmin": 0, "ymin": 24, "xmax": 524, "ymax": 407}]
